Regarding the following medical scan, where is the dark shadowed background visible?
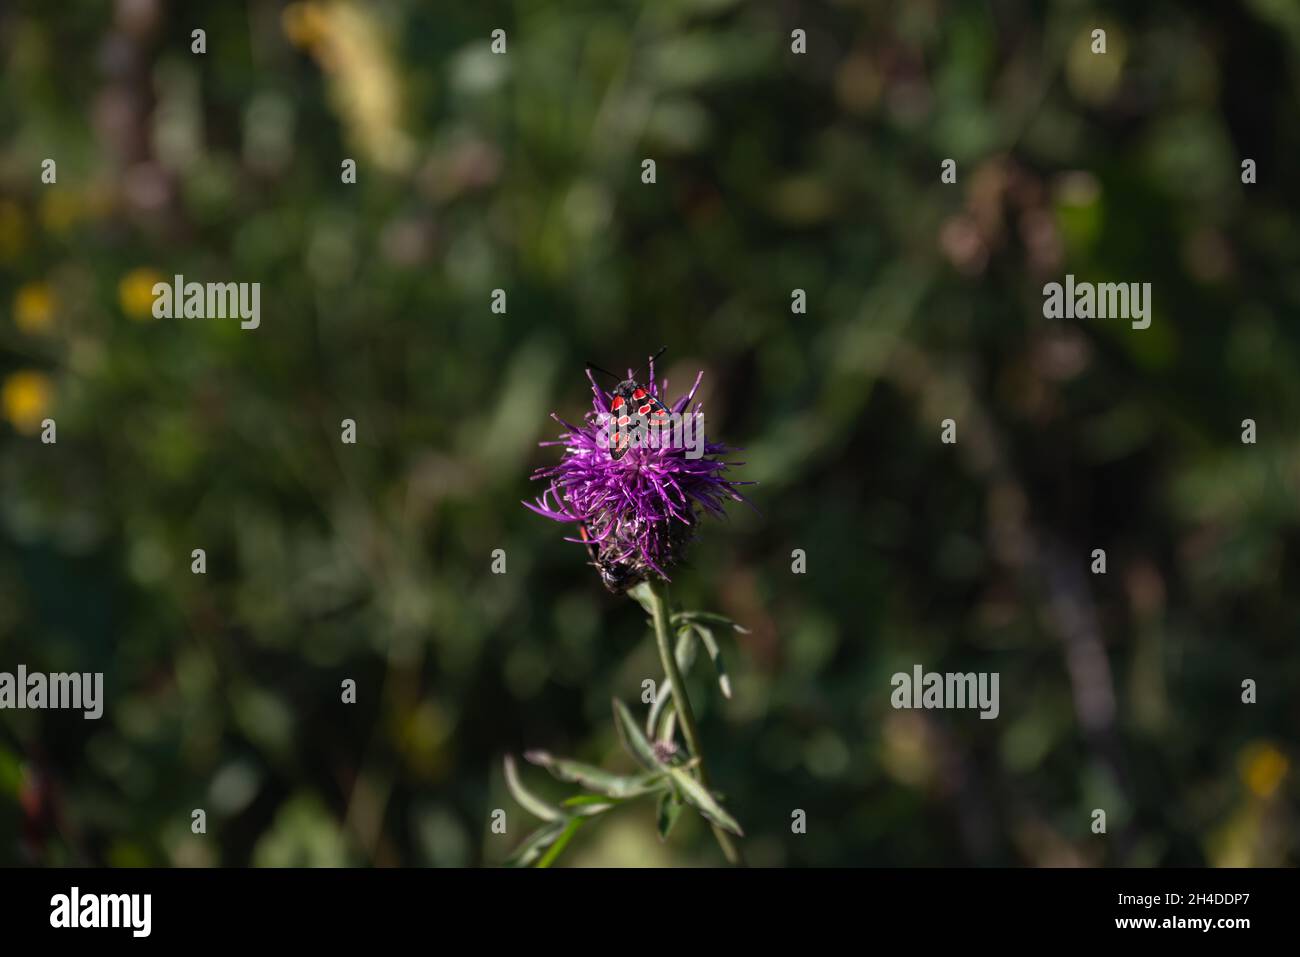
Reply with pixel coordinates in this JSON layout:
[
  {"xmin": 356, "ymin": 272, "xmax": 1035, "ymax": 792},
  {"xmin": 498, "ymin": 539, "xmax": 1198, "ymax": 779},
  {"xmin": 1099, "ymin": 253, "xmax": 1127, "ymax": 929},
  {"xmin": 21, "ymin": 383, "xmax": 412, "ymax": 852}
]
[{"xmin": 1, "ymin": 0, "xmax": 1297, "ymax": 866}]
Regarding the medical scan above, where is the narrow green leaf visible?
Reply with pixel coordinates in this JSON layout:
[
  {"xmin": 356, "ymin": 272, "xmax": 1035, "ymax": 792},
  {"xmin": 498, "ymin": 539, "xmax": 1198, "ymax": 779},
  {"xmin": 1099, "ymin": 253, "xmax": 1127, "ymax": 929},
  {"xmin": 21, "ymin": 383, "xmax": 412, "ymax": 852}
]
[
  {"xmin": 536, "ymin": 817, "xmax": 585, "ymax": 869},
  {"xmin": 561, "ymin": 794, "xmax": 617, "ymax": 816},
  {"xmin": 692, "ymin": 624, "xmax": 732, "ymax": 699},
  {"xmin": 668, "ymin": 767, "xmax": 744, "ymax": 837},
  {"xmin": 672, "ymin": 610, "xmax": 750, "ymax": 634},
  {"xmin": 503, "ymin": 754, "xmax": 564, "ymax": 822},
  {"xmin": 646, "ymin": 678, "xmax": 671, "ymax": 738},
  {"xmin": 627, "ymin": 581, "xmax": 656, "ymax": 617},
  {"xmin": 525, "ymin": 750, "xmax": 664, "ymax": 798},
  {"xmin": 674, "ymin": 625, "xmax": 699, "ymax": 673},
  {"xmin": 613, "ymin": 698, "xmax": 662, "ymax": 772},
  {"xmin": 562, "ymin": 794, "xmax": 614, "ymax": 806},
  {"xmin": 505, "ymin": 820, "xmax": 568, "ymax": 867},
  {"xmin": 646, "ymin": 630, "xmax": 696, "ymax": 739},
  {"xmin": 648, "ymin": 625, "xmax": 702, "ymax": 740},
  {"xmin": 656, "ymin": 791, "xmax": 684, "ymax": 842},
  {"xmin": 656, "ymin": 704, "xmax": 677, "ymax": 744}
]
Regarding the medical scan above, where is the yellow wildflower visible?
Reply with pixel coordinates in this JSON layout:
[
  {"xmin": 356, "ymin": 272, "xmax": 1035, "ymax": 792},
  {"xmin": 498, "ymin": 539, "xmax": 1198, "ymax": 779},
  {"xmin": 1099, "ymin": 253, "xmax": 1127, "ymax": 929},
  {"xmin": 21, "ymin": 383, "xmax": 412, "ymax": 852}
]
[
  {"xmin": 1242, "ymin": 742, "xmax": 1288, "ymax": 800},
  {"xmin": 2, "ymin": 371, "xmax": 53, "ymax": 435},
  {"xmin": 14, "ymin": 282, "xmax": 55, "ymax": 333},
  {"xmin": 119, "ymin": 267, "xmax": 165, "ymax": 320}
]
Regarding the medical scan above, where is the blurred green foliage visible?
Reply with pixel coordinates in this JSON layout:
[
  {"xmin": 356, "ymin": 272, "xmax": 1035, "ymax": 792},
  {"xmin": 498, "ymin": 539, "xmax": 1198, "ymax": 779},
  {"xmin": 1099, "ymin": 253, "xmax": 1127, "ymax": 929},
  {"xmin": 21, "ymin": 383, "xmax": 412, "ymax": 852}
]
[{"xmin": 1, "ymin": 0, "xmax": 1297, "ymax": 866}]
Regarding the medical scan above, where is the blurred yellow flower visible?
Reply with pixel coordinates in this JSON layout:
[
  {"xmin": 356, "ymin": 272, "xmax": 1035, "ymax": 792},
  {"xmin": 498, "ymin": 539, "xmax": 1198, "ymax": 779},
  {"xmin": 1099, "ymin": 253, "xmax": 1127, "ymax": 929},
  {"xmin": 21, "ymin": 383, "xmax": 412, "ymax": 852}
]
[
  {"xmin": 119, "ymin": 268, "xmax": 165, "ymax": 320},
  {"xmin": 282, "ymin": 2, "xmax": 331, "ymax": 51},
  {"xmin": 1242, "ymin": 742, "xmax": 1288, "ymax": 799},
  {"xmin": 14, "ymin": 282, "xmax": 55, "ymax": 334},
  {"xmin": 2, "ymin": 370, "xmax": 53, "ymax": 435},
  {"xmin": 281, "ymin": 1, "xmax": 414, "ymax": 174}
]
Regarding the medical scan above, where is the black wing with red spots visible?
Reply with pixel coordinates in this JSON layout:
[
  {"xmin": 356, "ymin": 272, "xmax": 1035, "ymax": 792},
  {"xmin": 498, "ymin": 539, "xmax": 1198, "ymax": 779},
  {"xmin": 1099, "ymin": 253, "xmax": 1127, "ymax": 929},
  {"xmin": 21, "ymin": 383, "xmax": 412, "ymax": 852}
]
[{"xmin": 609, "ymin": 386, "xmax": 670, "ymax": 460}]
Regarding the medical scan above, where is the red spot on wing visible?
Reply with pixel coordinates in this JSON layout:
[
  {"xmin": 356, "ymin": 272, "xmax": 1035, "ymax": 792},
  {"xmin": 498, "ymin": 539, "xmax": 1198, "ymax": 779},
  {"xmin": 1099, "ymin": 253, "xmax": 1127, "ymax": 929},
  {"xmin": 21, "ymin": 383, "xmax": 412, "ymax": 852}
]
[
  {"xmin": 632, "ymin": 388, "xmax": 647, "ymax": 400},
  {"xmin": 638, "ymin": 404, "xmax": 651, "ymax": 415},
  {"xmin": 611, "ymin": 396, "xmax": 624, "ymax": 410},
  {"xmin": 618, "ymin": 415, "xmax": 630, "ymax": 426}
]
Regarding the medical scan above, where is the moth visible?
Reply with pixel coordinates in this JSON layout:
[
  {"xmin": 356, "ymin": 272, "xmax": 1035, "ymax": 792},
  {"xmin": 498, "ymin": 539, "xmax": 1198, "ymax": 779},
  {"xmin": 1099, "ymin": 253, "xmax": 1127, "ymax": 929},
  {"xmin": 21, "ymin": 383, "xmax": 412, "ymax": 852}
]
[{"xmin": 587, "ymin": 348, "xmax": 671, "ymax": 460}]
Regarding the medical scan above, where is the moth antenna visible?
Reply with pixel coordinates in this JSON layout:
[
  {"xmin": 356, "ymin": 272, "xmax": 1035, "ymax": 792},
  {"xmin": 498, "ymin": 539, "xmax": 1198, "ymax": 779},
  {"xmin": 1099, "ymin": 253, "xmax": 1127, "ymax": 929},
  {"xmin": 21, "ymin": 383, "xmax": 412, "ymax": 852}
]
[
  {"xmin": 632, "ymin": 348, "xmax": 667, "ymax": 383},
  {"xmin": 586, "ymin": 362, "xmax": 620, "ymax": 383}
]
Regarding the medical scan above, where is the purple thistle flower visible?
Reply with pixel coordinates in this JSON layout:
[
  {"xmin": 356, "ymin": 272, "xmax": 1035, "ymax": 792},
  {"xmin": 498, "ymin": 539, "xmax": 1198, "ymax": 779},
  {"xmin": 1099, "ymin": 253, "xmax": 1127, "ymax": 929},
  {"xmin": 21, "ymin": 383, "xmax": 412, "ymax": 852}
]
[{"xmin": 524, "ymin": 353, "xmax": 752, "ymax": 592}]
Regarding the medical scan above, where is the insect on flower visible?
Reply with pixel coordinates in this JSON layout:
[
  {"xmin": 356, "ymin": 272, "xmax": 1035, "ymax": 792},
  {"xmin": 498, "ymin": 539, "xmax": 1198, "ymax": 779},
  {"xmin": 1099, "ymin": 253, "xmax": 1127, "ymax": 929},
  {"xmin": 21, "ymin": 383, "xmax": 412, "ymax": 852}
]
[
  {"xmin": 586, "ymin": 347, "xmax": 672, "ymax": 460},
  {"xmin": 578, "ymin": 520, "xmax": 639, "ymax": 593},
  {"xmin": 514, "ymin": 350, "xmax": 753, "ymax": 867},
  {"xmin": 525, "ymin": 350, "xmax": 752, "ymax": 593}
]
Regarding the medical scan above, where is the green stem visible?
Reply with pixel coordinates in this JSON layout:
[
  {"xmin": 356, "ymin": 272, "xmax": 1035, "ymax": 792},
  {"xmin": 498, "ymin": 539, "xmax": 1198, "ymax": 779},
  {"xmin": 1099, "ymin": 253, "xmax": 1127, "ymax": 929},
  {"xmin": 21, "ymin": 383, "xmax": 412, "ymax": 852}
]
[
  {"xmin": 644, "ymin": 579, "xmax": 743, "ymax": 866},
  {"xmin": 536, "ymin": 817, "xmax": 585, "ymax": 869}
]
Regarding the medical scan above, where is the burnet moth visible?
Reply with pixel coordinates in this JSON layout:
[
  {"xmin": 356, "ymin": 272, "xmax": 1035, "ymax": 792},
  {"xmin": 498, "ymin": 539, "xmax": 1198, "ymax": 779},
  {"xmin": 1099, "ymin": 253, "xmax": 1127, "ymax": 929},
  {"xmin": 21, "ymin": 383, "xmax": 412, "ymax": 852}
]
[{"xmin": 586, "ymin": 348, "xmax": 672, "ymax": 461}]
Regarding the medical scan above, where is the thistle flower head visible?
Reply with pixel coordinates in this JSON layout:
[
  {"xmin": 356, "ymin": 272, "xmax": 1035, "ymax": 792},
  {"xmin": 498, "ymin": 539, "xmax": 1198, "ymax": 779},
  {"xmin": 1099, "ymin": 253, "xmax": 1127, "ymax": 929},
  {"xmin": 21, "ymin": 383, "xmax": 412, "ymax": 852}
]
[{"xmin": 525, "ymin": 353, "xmax": 751, "ymax": 592}]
